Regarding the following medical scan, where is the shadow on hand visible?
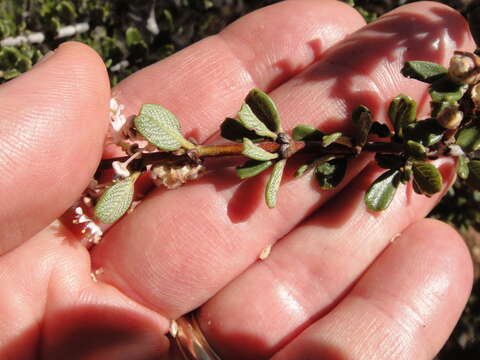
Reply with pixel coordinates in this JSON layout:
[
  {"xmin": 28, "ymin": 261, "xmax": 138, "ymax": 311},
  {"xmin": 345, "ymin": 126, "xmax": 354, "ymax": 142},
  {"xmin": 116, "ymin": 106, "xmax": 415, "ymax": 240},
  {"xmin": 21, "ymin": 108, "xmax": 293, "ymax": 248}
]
[{"xmin": 2, "ymin": 305, "xmax": 166, "ymax": 360}]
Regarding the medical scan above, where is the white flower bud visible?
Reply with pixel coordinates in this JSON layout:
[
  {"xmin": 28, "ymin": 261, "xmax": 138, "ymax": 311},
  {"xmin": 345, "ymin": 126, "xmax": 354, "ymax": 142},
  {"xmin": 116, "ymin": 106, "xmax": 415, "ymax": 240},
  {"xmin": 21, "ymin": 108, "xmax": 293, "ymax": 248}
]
[
  {"xmin": 151, "ymin": 163, "xmax": 205, "ymax": 189},
  {"xmin": 449, "ymin": 53, "xmax": 480, "ymax": 85},
  {"xmin": 472, "ymin": 83, "xmax": 480, "ymax": 108},
  {"xmin": 436, "ymin": 106, "xmax": 463, "ymax": 129}
]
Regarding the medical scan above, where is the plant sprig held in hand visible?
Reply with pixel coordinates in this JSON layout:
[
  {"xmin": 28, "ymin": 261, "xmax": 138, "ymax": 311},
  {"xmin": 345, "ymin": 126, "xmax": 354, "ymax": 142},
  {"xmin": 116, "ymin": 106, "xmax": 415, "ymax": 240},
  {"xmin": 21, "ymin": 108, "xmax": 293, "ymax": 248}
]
[{"xmin": 69, "ymin": 51, "xmax": 480, "ymax": 245}]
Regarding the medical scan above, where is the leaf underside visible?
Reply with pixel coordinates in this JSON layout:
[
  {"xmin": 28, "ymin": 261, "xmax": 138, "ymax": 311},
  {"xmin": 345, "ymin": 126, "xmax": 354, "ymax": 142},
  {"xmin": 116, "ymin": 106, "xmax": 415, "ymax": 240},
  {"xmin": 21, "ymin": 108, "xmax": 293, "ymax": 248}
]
[
  {"xmin": 134, "ymin": 104, "xmax": 194, "ymax": 151},
  {"xmin": 94, "ymin": 173, "xmax": 138, "ymax": 224},
  {"xmin": 242, "ymin": 138, "xmax": 278, "ymax": 161},
  {"xmin": 315, "ymin": 158, "xmax": 347, "ymax": 190},
  {"xmin": 265, "ymin": 159, "xmax": 287, "ymax": 208},
  {"xmin": 238, "ymin": 103, "xmax": 278, "ymax": 140},
  {"xmin": 245, "ymin": 88, "xmax": 282, "ymax": 133},
  {"xmin": 237, "ymin": 160, "xmax": 273, "ymax": 179}
]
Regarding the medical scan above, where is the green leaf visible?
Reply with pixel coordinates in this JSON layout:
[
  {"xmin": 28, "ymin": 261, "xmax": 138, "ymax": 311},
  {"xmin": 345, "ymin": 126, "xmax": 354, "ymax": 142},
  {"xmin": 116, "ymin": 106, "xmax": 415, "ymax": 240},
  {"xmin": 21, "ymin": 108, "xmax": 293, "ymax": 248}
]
[
  {"xmin": 412, "ymin": 161, "xmax": 443, "ymax": 196},
  {"xmin": 126, "ymin": 27, "xmax": 143, "ymax": 47},
  {"xmin": 295, "ymin": 163, "xmax": 310, "ymax": 177},
  {"xmin": 370, "ymin": 122, "xmax": 391, "ymax": 138},
  {"xmin": 56, "ymin": 1, "xmax": 77, "ymax": 23},
  {"xmin": 400, "ymin": 167, "xmax": 413, "ymax": 184},
  {"xmin": 431, "ymin": 101, "xmax": 453, "ymax": 118},
  {"xmin": 94, "ymin": 173, "xmax": 139, "ymax": 224},
  {"xmin": 456, "ymin": 126, "xmax": 480, "ymax": 153},
  {"xmin": 134, "ymin": 104, "xmax": 195, "ymax": 151},
  {"xmin": 265, "ymin": 159, "xmax": 287, "ymax": 208},
  {"xmin": 375, "ymin": 153, "xmax": 405, "ymax": 170},
  {"xmin": 388, "ymin": 95, "xmax": 417, "ymax": 138},
  {"xmin": 401, "ymin": 61, "xmax": 447, "ymax": 83},
  {"xmin": 457, "ymin": 155, "xmax": 469, "ymax": 180},
  {"xmin": 365, "ymin": 169, "xmax": 401, "ymax": 211},
  {"xmin": 467, "ymin": 160, "xmax": 480, "ymax": 190},
  {"xmin": 405, "ymin": 118, "xmax": 445, "ymax": 146},
  {"xmin": 429, "ymin": 78, "xmax": 468, "ymax": 103},
  {"xmin": 294, "ymin": 155, "xmax": 337, "ymax": 178},
  {"xmin": 406, "ymin": 140, "xmax": 427, "ymax": 160},
  {"xmin": 352, "ymin": 105, "xmax": 373, "ymax": 149},
  {"xmin": 237, "ymin": 104, "xmax": 278, "ymax": 140},
  {"xmin": 315, "ymin": 158, "xmax": 347, "ymax": 190},
  {"xmin": 220, "ymin": 118, "xmax": 265, "ymax": 143},
  {"xmin": 322, "ymin": 132, "xmax": 342, "ymax": 147},
  {"xmin": 236, "ymin": 160, "xmax": 273, "ymax": 179},
  {"xmin": 292, "ymin": 125, "xmax": 324, "ymax": 141},
  {"xmin": 245, "ymin": 88, "xmax": 282, "ymax": 133},
  {"xmin": 2, "ymin": 69, "xmax": 21, "ymax": 80},
  {"xmin": 242, "ymin": 138, "xmax": 278, "ymax": 161}
]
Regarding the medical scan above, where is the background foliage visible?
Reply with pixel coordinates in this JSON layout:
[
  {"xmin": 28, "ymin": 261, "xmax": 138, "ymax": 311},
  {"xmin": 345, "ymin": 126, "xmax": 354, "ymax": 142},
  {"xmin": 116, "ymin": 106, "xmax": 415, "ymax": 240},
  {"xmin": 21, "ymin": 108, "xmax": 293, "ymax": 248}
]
[{"xmin": 0, "ymin": 0, "xmax": 479, "ymax": 358}]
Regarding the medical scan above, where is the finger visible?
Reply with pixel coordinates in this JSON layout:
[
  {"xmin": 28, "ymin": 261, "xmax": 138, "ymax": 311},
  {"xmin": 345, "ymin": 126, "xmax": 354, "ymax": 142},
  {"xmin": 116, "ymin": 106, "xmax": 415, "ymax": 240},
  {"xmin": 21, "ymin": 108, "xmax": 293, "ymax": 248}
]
[
  {"xmin": 0, "ymin": 223, "xmax": 169, "ymax": 359},
  {"xmin": 196, "ymin": 158, "xmax": 456, "ymax": 359},
  {"xmin": 111, "ymin": 0, "xmax": 366, "ymax": 145},
  {"xmin": 0, "ymin": 42, "xmax": 110, "ymax": 254},
  {"xmin": 272, "ymin": 218, "xmax": 473, "ymax": 360},
  {"xmin": 92, "ymin": 1, "xmax": 474, "ymax": 322}
]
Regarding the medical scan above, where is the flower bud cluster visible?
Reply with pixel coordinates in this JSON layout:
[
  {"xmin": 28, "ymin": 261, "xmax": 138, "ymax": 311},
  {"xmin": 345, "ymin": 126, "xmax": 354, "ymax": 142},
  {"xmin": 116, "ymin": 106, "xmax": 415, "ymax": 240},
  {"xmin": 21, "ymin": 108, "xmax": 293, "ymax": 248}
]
[
  {"xmin": 449, "ymin": 52, "xmax": 480, "ymax": 85},
  {"xmin": 151, "ymin": 163, "xmax": 205, "ymax": 189},
  {"xmin": 436, "ymin": 106, "xmax": 463, "ymax": 130}
]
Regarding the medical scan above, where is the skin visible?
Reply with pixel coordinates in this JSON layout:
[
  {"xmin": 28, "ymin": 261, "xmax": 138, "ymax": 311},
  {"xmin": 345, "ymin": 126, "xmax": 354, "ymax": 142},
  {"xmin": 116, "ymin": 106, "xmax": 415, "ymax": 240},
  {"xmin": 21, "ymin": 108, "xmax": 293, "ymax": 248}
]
[{"xmin": 0, "ymin": 1, "xmax": 474, "ymax": 359}]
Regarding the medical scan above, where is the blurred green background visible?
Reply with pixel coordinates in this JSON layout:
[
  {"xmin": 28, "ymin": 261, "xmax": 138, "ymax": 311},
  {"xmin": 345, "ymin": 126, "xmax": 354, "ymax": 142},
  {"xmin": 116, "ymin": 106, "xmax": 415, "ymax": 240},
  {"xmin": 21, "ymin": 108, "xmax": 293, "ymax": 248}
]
[{"xmin": 0, "ymin": 0, "xmax": 479, "ymax": 358}]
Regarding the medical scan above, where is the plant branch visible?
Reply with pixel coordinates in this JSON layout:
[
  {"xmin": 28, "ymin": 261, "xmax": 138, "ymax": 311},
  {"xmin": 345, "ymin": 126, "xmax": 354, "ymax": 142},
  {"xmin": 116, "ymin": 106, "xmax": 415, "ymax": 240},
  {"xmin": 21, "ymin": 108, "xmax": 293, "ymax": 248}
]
[{"xmin": 98, "ymin": 140, "xmax": 406, "ymax": 171}]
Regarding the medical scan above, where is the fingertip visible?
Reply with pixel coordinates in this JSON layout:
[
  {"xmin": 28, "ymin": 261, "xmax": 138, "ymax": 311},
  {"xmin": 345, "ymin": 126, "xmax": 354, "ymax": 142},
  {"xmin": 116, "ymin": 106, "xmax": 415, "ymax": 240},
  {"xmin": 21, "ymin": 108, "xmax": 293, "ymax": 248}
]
[
  {"xmin": 405, "ymin": 218, "xmax": 474, "ymax": 295},
  {"xmin": 0, "ymin": 41, "xmax": 111, "ymax": 253}
]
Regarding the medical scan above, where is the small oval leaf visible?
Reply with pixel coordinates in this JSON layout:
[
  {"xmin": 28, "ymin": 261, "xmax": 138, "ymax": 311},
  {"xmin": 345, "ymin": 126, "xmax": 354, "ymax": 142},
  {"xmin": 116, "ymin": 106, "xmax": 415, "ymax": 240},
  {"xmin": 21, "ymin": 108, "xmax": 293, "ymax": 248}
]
[
  {"xmin": 352, "ymin": 105, "xmax": 373, "ymax": 149},
  {"xmin": 322, "ymin": 132, "xmax": 342, "ymax": 147},
  {"xmin": 456, "ymin": 126, "xmax": 480, "ymax": 153},
  {"xmin": 238, "ymin": 103, "xmax": 278, "ymax": 140},
  {"xmin": 365, "ymin": 169, "xmax": 401, "ymax": 211},
  {"xmin": 315, "ymin": 158, "xmax": 347, "ymax": 190},
  {"xmin": 467, "ymin": 160, "xmax": 480, "ymax": 190},
  {"xmin": 412, "ymin": 161, "xmax": 443, "ymax": 196},
  {"xmin": 295, "ymin": 163, "xmax": 310, "ymax": 178},
  {"xmin": 401, "ymin": 61, "xmax": 447, "ymax": 83},
  {"xmin": 295, "ymin": 155, "xmax": 336, "ymax": 178},
  {"xmin": 94, "ymin": 173, "xmax": 139, "ymax": 224},
  {"xmin": 245, "ymin": 88, "xmax": 282, "ymax": 133},
  {"xmin": 220, "ymin": 117, "xmax": 265, "ymax": 143},
  {"xmin": 429, "ymin": 78, "xmax": 468, "ymax": 103},
  {"xmin": 405, "ymin": 118, "xmax": 445, "ymax": 146},
  {"xmin": 242, "ymin": 138, "xmax": 278, "ymax": 161},
  {"xmin": 375, "ymin": 153, "xmax": 405, "ymax": 170},
  {"xmin": 292, "ymin": 125, "xmax": 324, "ymax": 141},
  {"xmin": 406, "ymin": 140, "xmax": 427, "ymax": 160},
  {"xmin": 265, "ymin": 159, "xmax": 287, "ymax": 208},
  {"xmin": 388, "ymin": 94, "xmax": 417, "ymax": 138},
  {"xmin": 134, "ymin": 104, "xmax": 194, "ymax": 151},
  {"xmin": 457, "ymin": 155, "xmax": 469, "ymax": 180},
  {"xmin": 370, "ymin": 122, "xmax": 391, "ymax": 138},
  {"xmin": 237, "ymin": 160, "xmax": 273, "ymax": 179}
]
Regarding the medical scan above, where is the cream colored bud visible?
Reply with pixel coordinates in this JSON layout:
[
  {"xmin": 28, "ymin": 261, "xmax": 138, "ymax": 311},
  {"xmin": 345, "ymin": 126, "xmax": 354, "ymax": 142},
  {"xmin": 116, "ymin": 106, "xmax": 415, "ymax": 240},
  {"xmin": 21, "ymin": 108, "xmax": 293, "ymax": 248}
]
[
  {"xmin": 472, "ymin": 83, "xmax": 480, "ymax": 108},
  {"xmin": 151, "ymin": 163, "xmax": 205, "ymax": 189},
  {"xmin": 436, "ymin": 106, "xmax": 463, "ymax": 129},
  {"xmin": 449, "ymin": 54, "xmax": 475, "ymax": 83},
  {"xmin": 449, "ymin": 53, "xmax": 480, "ymax": 85}
]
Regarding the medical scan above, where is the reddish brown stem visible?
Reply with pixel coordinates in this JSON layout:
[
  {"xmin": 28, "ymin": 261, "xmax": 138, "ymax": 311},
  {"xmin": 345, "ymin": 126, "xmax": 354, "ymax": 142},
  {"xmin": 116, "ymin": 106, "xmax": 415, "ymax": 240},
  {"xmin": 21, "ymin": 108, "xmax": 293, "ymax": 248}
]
[{"xmin": 97, "ymin": 140, "xmax": 405, "ymax": 172}]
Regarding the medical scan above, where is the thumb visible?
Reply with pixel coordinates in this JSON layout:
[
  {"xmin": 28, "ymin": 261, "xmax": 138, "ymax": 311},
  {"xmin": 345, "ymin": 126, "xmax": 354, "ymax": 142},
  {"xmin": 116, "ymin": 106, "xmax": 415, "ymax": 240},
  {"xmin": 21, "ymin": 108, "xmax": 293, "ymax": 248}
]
[{"xmin": 0, "ymin": 42, "xmax": 110, "ymax": 254}]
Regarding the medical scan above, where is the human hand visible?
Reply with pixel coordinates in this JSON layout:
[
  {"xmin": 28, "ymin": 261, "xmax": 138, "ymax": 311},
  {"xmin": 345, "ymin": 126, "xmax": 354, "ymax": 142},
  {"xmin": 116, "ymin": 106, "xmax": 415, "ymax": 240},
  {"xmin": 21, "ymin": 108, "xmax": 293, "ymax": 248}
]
[{"xmin": 0, "ymin": 1, "xmax": 474, "ymax": 359}]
